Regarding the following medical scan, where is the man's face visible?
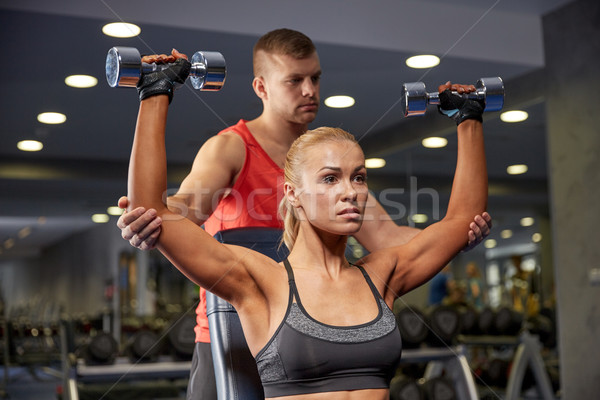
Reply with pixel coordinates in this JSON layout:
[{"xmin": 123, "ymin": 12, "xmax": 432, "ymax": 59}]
[{"xmin": 261, "ymin": 52, "xmax": 321, "ymax": 125}]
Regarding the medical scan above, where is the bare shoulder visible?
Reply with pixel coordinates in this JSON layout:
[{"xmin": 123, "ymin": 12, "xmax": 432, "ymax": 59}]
[
  {"xmin": 199, "ymin": 130, "xmax": 246, "ymax": 160},
  {"xmin": 189, "ymin": 130, "xmax": 246, "ymax": 177}
]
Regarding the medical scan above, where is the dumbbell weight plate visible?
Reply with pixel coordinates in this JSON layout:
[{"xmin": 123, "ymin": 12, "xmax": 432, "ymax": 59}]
[
  {"xmin": 106, "ymin": 47, "xmax": 142, "ymax": 88},
  {"xmin": 190, "ymin": 51, "xmax": 227, "ymax": 91},
  {"xmin": 477, "ymin": 77, "xmax": 504, "ymax": 112},
  {"xmin": 401, "ymin": 82, "xmax": 428, "ymax": 117}
]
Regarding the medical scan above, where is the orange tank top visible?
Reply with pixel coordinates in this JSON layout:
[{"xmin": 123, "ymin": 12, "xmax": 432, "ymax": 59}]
[{"xmin": 195, "ymin": 120, "xmax": 284, "ymax": 342}]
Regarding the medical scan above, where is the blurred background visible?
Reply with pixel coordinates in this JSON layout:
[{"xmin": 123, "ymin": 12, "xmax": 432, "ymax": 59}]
[{"xmin": 0, "ymin": 0, "xmax": 598, "ymax": 399}]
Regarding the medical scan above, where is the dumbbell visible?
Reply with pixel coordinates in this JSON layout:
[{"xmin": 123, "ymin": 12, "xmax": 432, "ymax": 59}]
[
  {"xmin": 401, "ymin": 77, "xmax": 504, "ymax": 117},
  {"xmin": 105, "ymin": 46, "xmax": 226, "ymax": 91}
]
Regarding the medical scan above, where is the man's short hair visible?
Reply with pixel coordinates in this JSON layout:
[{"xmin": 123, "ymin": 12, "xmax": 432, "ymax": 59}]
[{"xmin": 253, "ymin": 28, "xmax": 316, "ymax": 77}]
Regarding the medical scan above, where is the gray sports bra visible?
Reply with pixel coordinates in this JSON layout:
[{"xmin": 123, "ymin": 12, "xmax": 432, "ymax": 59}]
[{"xmin": 255, "ymin": 259, "xmax": 402, "ymax": 397}]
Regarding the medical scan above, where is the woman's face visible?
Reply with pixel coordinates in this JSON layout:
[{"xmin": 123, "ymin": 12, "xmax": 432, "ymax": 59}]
[{"xmin": 291, "ymin": 140, "xmax": 369, "ymax": 236}]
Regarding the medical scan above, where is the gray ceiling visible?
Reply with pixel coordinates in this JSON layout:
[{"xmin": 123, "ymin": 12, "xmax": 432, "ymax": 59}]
[{"xmin": 0, "ymin": 0, "xmax": 573, "ymax": 259}]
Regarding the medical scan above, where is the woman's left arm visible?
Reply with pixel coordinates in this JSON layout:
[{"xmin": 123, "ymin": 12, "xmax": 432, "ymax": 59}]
[{"xmin": 375, "ymin": 83, "xmax": 488, "ymax": 297}]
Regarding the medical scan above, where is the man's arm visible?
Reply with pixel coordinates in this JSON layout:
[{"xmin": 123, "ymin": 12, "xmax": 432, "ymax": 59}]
[{"xmin": 117, "ymin": 131, "xmax": 246, "ymax": 249}]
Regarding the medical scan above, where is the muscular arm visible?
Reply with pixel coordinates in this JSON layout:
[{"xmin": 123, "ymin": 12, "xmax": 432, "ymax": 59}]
[
  {"xmin": 128, "ymin": 96, "xmax": 263, "ymax": 305},
  {"xmin": 167, "ymin": 131, "xmax": 246, "ymax": 225},
  {"xmin": 118, "ymin": 127, "xmax": 245, "ymax": 248},
  {"xmin": 371, "ymin": 119, "xmax": 487, "ymax": 298}
]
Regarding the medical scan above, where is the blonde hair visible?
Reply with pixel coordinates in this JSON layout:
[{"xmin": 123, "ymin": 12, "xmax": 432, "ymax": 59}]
[
  {"xmin": 253, "ymin": 28, "xmax": 316, "ymax": 77},
  {"xmin": 279, "ymin": 127, "xmax": 359, "ymax": 251}
]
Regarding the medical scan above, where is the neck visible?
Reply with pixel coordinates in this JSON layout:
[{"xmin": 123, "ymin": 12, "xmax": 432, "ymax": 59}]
[
  {"xmin": 287, "ymin": 223, "xmax": 350, "ymax": 277},
  {"xmin": 248, "ymin": 113, "xmax": 307, "ymax": 148}
]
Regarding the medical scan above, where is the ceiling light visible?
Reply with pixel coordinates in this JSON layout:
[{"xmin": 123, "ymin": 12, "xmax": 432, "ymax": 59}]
[
  {"xmin": 92, "ymin": 214, "xmax": 110, "ymax": 223},
  {"xmin": 500, "ymin": 110, "xmax": 528, "ymax": 123},
  {"xmin": 4, "ymin": 238, "xmax": 15, "ymax": 249},
  {"xmin": 484, "ymin": 239, "xmax": 497, "ymax": 249},
  {"xmin": 411, "ymin": 214, "xmax": 428, "ymax": 224},
  {"xmin": 422, "ymin": 137, "xmax": 447, "ymax": 148},
  {"xmin": 65, "ymin": 75, "xmax": 98, "ymax": 88},
  {"xmin": 37, "ymin": 112, "xmax": 66, "ymax": 124},
  {"xmin": 365, "ymin": 158, "xmax": 386, "ymax": 169},
  {"xmin": 107, "ymin": 206, "xmax": 124, "ymax": 216},
  {"xmin": 406, "ymin": 55, "xmax": 440, "ymax": 69},
  {"xmin": 18, "ymin": 227, "xmax": 32, "ymax": 239},
  {"xmin": 507, "ymin": 164, "xmax": 528, "ymax": 175},
  {"xmin": 324, "ymin": 95, "xmax": 355, "ymax": 108},
  {"xmin": 17, "ymin": 140, "xmax": 43, "ymax": 152},
  {"xmin": 532, "ymin": 233, "xmax": 542, "ymax": 243},
  {"xmin": 520, "ymin": 217, "xmax": 535, "ymax": 227},
  {"xmin": 102, "ymin": 22, "xmax": 141, "ymax": 38},
  {"xmin": 500, "ymin": 229, "xmax": 513, "ymax": 239}
]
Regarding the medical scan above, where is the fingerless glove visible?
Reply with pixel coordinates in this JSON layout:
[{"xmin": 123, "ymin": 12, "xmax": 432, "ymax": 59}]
[
  {"xmin": 136, "ymin": 58, "xmax": 191, "ymax": 103},
  {"xmin": 438, "ymin": 90, "xmax": 485, "ymax": 125}
]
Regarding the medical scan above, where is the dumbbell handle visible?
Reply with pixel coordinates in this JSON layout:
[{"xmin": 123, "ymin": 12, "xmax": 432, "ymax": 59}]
[
  {"xmin": 426, "ymin": 88, "xmax": 487, "ymax": 106},
  {"xmin": 141, "ymin": 60, "xmax": 208, "ymax": 80}
]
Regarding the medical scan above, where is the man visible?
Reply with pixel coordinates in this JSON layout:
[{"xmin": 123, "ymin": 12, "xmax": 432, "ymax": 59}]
[{"xmin": 118, "ymin": 28, "xmax": 491, "ymax": 399}]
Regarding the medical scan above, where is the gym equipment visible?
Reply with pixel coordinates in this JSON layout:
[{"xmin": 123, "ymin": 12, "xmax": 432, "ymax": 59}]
[
  {"xmin": 105, "ymin": 46, "xmax": 226, "ymax": 90},
  {"xmin": 166, "ymin": 313, "xmax": 196, "ymax": 360},
  {"xmin": 401, "ymin": 346, "xmax": 479, "ymax": 400},
  {"xmin": 395, "ymin": 307, "xmax": 429, "ymax": 348},
  {"xmin": 127, "ymin": 329, "xmax": 162, "ymax": 363},
  {"xmin": 422, "ymin": 376, "xmax": 457, "ymax": 400},
  {"xmin": 400, "ymin": 77, "xmax": 504, "ymax": 117},
  {"xmin": 84, "ymin": 331, "xmax": 118, "ymax": 365},
  {"xmin": 390, "ymin": 376, "xmax": 425, "ymax": 400},
  {"xmin": 477, "ymin": 307, "xmax": 496, "ymax": 335},
  {"xmin": 207, "ymin": 227, "xmax": 289, "ymax": 400},
  {"xmin": 426, "ymin": 305, "xmax": 461, "ymax": 346},
  {"xmin": 456, "ymin": 305, "xmax": 479, "ymax": 335},
  {"xmin": 494, "ymin": 306, "xmax": 523, "ymax": 336}
]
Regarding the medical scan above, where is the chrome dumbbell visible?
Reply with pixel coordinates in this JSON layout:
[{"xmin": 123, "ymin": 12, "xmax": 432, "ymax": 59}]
[
  {"xmin": 105, "ymin": 46, "xmax": 226, "ymax": 91},
  {"xmin": 401, "ymin": 77, "xmax": 504, "ymax": 117}
]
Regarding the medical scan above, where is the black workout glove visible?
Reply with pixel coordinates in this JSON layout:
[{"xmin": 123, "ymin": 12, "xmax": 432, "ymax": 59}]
[
  {"xmin": 438, "ymin": 90, "xmax": 485, "ymax": 125},
  {"xmin": 136, "ymin": 58, "xmax": 191, "ymax": 103}
]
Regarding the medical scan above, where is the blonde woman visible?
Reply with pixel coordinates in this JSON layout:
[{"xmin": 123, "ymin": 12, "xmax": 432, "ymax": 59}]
[{"xmin": 128, "ymin": 65, "xmax": 487, "ymax": 398}]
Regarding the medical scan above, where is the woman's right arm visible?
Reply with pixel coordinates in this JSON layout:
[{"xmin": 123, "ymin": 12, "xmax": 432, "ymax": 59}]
[{"xmin": 127, "ymin": 94, "xmax": 268, "ymax": 307}]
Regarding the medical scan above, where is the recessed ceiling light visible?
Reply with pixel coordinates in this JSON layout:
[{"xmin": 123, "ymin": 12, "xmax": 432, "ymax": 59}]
[
  {"xmin": 65, "ymin": 75, "xmax": 98, "ymax": 88},
  {"xmin": 17, "ymin": 140, "xmax": 43, "ymax": 152},
  {"xmin": 532, "ymin": 233, "xmax": 542, "ymax": 243},
  {"xmin": 500, "ymin": 110, "xmax": 528, "ymax": 123},
  {"xmin": 422, "ymin": 137, "xmax": 448, "ymax": 148},
  {"xmin": 37, "ymin": 112, "xmax": 66, "ymax": 124},
  {"xmin": 365, "ymin": 158, "xmax": 386, "ymax": 169},
  {"xmin": 107, "ymin": 206, "xmax": 124, "ymax": 216},
  {"xmin": 406, "ymin": 55, "xmax": 440, "ymax": 69},
  {"xmin": 92, "ymin": 214, "xmax": 110, "ymax": 223},
  {"xmin": 520, "ymin": 217, "xmax": 535, "ymax": 227},
  {"xmin": 324, "ymin": 95, "xmax": 355, "ymax": 108},
  {"xmin": 411, "ymin": 214, "xmax": 428, "ymax": 224},
  {"xmin": 484, "ymin": 239, "xmax": 497, "ymax": 249},
  {"xmin": 507, "ymin": 164, "xmax": 528, "ymax": 175},
  {"xmin": 102, "ymin": 22, "xmax": 141, "ymax": 38},
  {"xmin": 500, "ymin": 229, "xmax": 513, "ymax": 239},
  {"xmin": 18, "ymin": 227, "xmax": 32, "ymax": 239}
]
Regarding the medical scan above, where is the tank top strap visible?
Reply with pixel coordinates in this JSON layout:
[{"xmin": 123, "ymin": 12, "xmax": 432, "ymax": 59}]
[
  {"xmin": 282, "ymin": 259, "xmax": 299, "ymax": 301},
  {"xmin": 352, "ymin": 264, "xmax": 385, "ymax": 301}
]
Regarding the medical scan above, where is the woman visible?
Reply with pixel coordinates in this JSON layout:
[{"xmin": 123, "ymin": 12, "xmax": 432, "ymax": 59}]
[{"xmin": 128, "ymin": 65, "xmax": 487, "ymax": 398}]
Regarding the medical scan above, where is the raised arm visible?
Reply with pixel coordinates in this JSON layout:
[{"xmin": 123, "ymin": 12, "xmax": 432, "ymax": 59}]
[
  {"xmin": 127, "ymin": 67, "xmax": 270, "ymax": 307},
  {"xmin": 369, "ymin": 82, "xmax": 488, "ymax": 298}
]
